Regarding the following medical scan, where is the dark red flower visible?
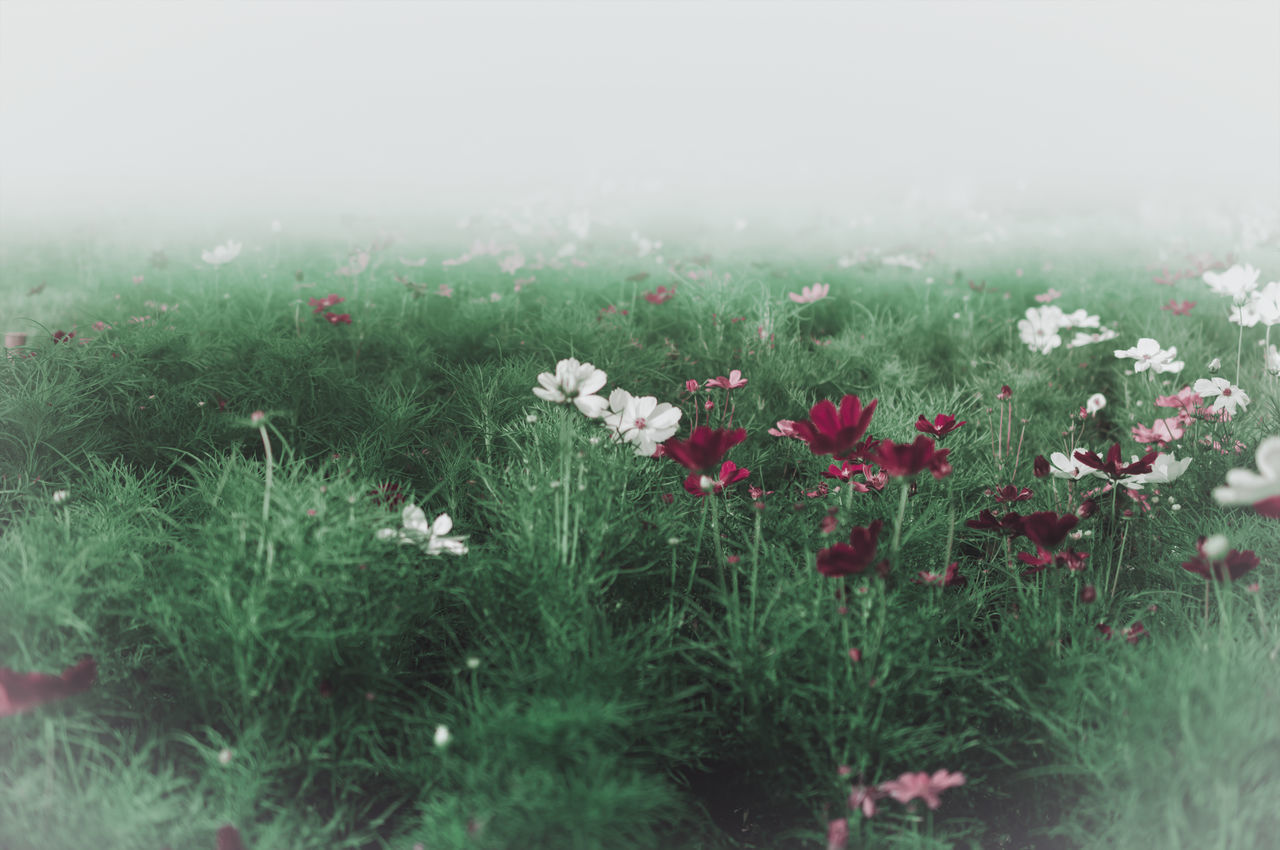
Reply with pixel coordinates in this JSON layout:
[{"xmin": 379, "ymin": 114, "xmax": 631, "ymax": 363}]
[
  {"xmin": 1055, "ymin": 549, "xmax": 1090, "ymax": 571},
  {"xmin": 643, "ymin": 285, "xmax": 676, "ymax": 304},
  {"xmin": 1181, "ymin": 537, "xmax": 1260, "ymax": 581},
  {"xmin": 997, "ymin": 385, "xmax": 1013, "ymax": 401},
  {"xmin": 1080, "ymin": 585, "xmax": 1097, "ymax": 603},
  {"xmin": 52, "ymin": 330, "xmax": 76, "ymax": 343},
  {"xmin": 822, "ymin": 461, "xmax": 865, "ymax": 482},
  {"xmin": 915, "ymin": 414, "xmax": 966, "ymax": 439},
  {"xmin": 1123, "ymin": 622, "xmax": 1147, "ymax": 644},
  {"xmin": 989, "ymin": 485, "xmax": 1033, "ymax": 503},
  {"xmin": 216, "ymin": 825, "xmax": 248, "ymax": 850},
  {"xmin": 1017, "ymin": 549, "xmax": 1054, "ymax": 575},
  {"xmin": 1033, "ymin": 455, "xmax": 1051, "ymax": 478},
  {"xmin": 1075, "ymin": 499, "xmax": 1099, "ymax": 519},
  {"xmin": 1073, "ymin": 444, "xmax": 1157, "ymax": 480},
  {"xmin": 792, "ymin": 395, "xmax": 878, "ymax": 460},
  {"xmin": 1097, "ymin": 623, "xmax": 1113, "ymax": 640},
  {"xmin": 966, "ymin": 509, "xmax": 1025, "ymax": 537},
  {"xmin": 368, "ymin": 483, "xmax": 405, "ymax": 511},
  {"xmin": 1021, "ymin": 511, "xmax": 1078, "ymax": 551},
  {"xmin": 870, "ymin": 436, "xmax": 951, "ymax": 479},
  {"xmin": 816, "ymin": 520, "xmax": 884, "ymax": 577},
  {"xmin": 323, "ymin": 312, "xmax": 352, "ymax": 325},
  {"xmin": 0, "ymin": 656, "xmax": 97, "ymax": 717},
  {"xmin": 683, "ymin": 460, "xmax": 750, "ymax": 496},
  {"xmin": 663, "ymin": 427, "xmax": 747, "ymax": 473},
  {"xmin": 915, "ymin": 561, "xmax": 965, "ymax": 587},
  {"xmin": 1254, "ymin": 496, "xmax": 1280, "ymax": 519},
  {"xmin": 309, "ymin": 294, "xmax": 345, "ymax": 313}
]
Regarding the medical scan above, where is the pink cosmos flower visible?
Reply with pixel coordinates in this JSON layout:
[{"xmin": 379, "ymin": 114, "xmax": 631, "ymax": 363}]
[
  {"xmin": 705, "ymin": 370, "xmax": 748, "ymax": 390},
  {"xmin": 1034, "ymin": 288, "xmax": 1063, "ymax": 303},
  {"xmin": 1161, "ymin": 299, "xmax": 1196, "ymax": 316},
  {"xmin": 309, "ymin": 294, "xmax": 345, "ymax": 313},
  {"xmin": 768, "ymin": 419, "xmax": 802, "ymax": 438},
  {"xmin": 335, "ymin": 251, "xmax": 370, "ymax": 277},
  {"xmin": 848, "ymin": 784, "xmax": 885, "ymax": 818},
  {"xmin": 216, "ymin": 824, "xmax": 247, "ymax": 850},
  {"xmin": 643, "ymin": 285, "xmax": 677, "ymax": 304},
  {"xmin": 823, "ymin": 461, "xmax": 866, "ymax": 482},
  {"xmin": 789, "ymin": 282, "xmax": 830, "ymax": 304},
  {"xmin": 826, "ymin": 818, "xmax": 849, "ymax": 850},
  {"xmin": 1, "ymin": 657, "xmax": 97, "ymax": 717},
  {"xmin": 436, "ymin": 284, "xmax": 454, "ymax": 298},
  {"xmin": 323, "ymin": 312, "xmax": 352, "ymax": 325},
  {"xmin": 1131, "ymin": 416, "xmax": 1185, "ymax": 446},
  {"xmin": 683, "ymin": 460, "xmax": 750, "ymax": 496},
  {"xmin": 877, "ymin": 770, "xmax": 966, "ymax": 810},
  {"xmin": 1155, "ymin": 386, "xmax": 1202, "ymax": 412}
]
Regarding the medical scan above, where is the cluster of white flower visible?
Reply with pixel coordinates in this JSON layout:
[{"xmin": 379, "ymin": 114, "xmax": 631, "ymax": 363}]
[
  {"xmin": 1203, "ymin": 265, "xmax": 1280, "ymax": 328},
  {"xmin": 532, "ymin": 358, "xmax": 682, "ymax": 457},
  {"xmin": 377, "ymin": 505, "xmax": 468, "ymax": 556},
  {"xmin": 1017, "ymin": 305, "xmax": 1113, "ymax": 355}
]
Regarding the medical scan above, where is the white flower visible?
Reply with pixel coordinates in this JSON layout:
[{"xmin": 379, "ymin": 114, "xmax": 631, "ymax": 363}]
[
  {"xmin": 603, "ymin": 388, "xmax": 682, "ymax": 457},
  {"xmin": 1129, "ymin": 453, "xmax": 1192, "ymax": 487},
  {"xmin": 1213, "ymin": 436, "xmax": 1280, "ymax": 506},
  {"xmin": 1018, "ymin": 306, "xmax": 1063, "ymax": 355},
  {"xmin": 1207, "ymin": 357, "xmax": 1222, "ymax": 374},
  {"xmin": 1265, "ymin": 344, "xmax": 1280, "ymax": 377},
  {"xmin": 1201, "ymin": 534, "xmax": 1230, "ymax": 560},
  {"xmin": 532, "ymin": 358, "xmax": 609, "ymax": 418},
  {"xmin": 1203, "ymin": 264, "xmax": 1260, "ymax": 299},
  {"xmin": 1193, "ymin": 377, "xmax": 1250, "ymax": 416},
  {"xmin": 1059, "ymin": 308, "xmax": 1101, "ymax": 329},
  {"xmin": 1113, "ymin": 338, "xmax": 1184, "ymax": 374},
  {"xmin": 1066, "ymin": 327, "xmax": 1119, "ymax": 349},
  {"xmin": 1049, "ymin": 451, "xmax": 1097, "ymax": 481},
  {"xmin": 433, "ymin": 725, "xmax": 452, "ymax": 748},
  {"xmin": 377, "ymin": 504, "xmax": 468, "ymax": 556},
  {"xmin": 201, "ymin": 240, "xmax": 242, "ymax": 267},
  {"xmin": 51, "ymin": 489, "xmax": 69, "ymax": 505},
  {"xmin": 1254, "ymin": 281, "xmax": 1280, "ymax": 326},
  {"xmin": 1085, "ymin": 393, "xmax": 1107, "ymax": 415}
]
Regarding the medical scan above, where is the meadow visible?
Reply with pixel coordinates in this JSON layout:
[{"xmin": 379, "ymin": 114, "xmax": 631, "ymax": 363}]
[{"xmin": 2, "ymin": 209, "xmax": 1278, "ymax": 850}]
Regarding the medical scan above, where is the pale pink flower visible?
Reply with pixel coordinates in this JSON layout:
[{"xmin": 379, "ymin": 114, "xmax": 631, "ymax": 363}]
[
  {"xmin": 705, "ymin": 370, "xmax": 748, "ymax": 390},
  {"xmin": 877, "ymin": 770, "xmax": 966, "ymax": 809},
  {"xmin": 399, "ymin": 257, "xmax": 428, "ymax": 267},
  {"xmin": 769, "ymin": 419, "xmax": 803, "ymax": 439},
  {"xmin": 1034, "ymin": 288, "xmax": 1062, "ymax": 303},
  {"xmin": 789, "ymin": 283, "xmax": 830, "ymax": 304},
  {"xmin": 436, "ymin": 284, "xmax": 454, "ymax": 298},
  {"xmin": 336, "ymin": 251, "xmax": 370, "ymax": 277},
  {"xmin": 499, "ymin": 253, "xmax": 526, "ymax": 275}
]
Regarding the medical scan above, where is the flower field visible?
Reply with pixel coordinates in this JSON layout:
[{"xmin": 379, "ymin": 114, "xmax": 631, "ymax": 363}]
[{"xmin": 2, "ymin": 211, "xmax": 1279, "ymax": 849}]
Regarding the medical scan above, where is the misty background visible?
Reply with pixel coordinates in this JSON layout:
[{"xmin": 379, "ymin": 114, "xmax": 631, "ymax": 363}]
[{"xmin": 1, "ymin": 1, "xmax": 1278, "ymax": 233}]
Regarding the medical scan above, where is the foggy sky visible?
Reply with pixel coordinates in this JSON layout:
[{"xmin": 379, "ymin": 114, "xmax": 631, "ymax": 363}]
[{"xmin": 2, "ymin": 1, "xmax": 1277, "ymax": 226}]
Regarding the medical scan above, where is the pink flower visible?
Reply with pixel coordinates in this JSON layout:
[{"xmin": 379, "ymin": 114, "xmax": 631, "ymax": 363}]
[
  {"xmin": 705, "ymin": 370, "xmax": 748, "ymax": 390},
  {"xmin": 335, "ymin": 251, "xmax": 370, "ymax": 277},
  {"xmin": 822, "ymin": 461, "xmax": 865, "ymax": 482},
  {"xmin": 1161, "ymin": 299, "xmax": 1196, "ymax": 316},
  {"xmin": 684, "ymin": 379, "xmax": 699, "ymax": 394},
  {"xmin": 768, "ymin": 419, "xmax": 803, "ymax": 439},
  {"xmin": 323, "ymin": 312, "xmax": 352, "ymax": 325},
  {"xmin": 309, "ymin": 294, "xmax": 345, "ymax": 314},
  {"xmin": 877, "ymin": 770, "xmax": 966, "ymax": 810},
  {"xmin": 826, "ymin": 818, "xmax": 849, "ymax": 850},
  {"xmin": 643, "ymin": 285, "xmax": 676, "ymax": 304},
  {"xmin": 848, "ymin": 784, "xmax": 884, "ymax": 818},
  {"xmin": 1, "ymin": 657, "xmax": 97, "ymax": 717},
  {"xmin": 436, "ymin": 284, "xmax": 454, "ymax": 298},
  {"xmin": 789, "ymin": 282, "xmax": 830, "ymax": 304},
  {"xmin": 1034, "ymin": 288, "xmax": 1062, "ymax": 303},
  {"xmin": 1154, "ymin": 386, "xmax": 1202, "ymax": 412}
]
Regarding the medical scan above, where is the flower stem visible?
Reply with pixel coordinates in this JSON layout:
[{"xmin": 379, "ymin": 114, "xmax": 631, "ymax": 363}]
[
  {"xmin": 1235, "ymin": 318, "xmax": 1244, "ymax": 385},
  {"xmin": 890, "ymin": 479, "xmax": 910, "ymax": 568},
  {"xmin": 711, "ymin": 493, "xmax": 727, "ymax": 595},
  {"xmin": 256, "ymin": 424, "xmax": 274, "ymax": 569}
]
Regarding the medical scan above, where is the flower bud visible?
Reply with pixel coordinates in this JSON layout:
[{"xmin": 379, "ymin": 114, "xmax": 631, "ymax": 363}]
[
  {"xmin": 1207, "ymin": 357, "xmax": 1221, "ymax": 374},
  {"xmin": 1202, "ymin": 534, "xmax": 1230, "ymax": 560}
]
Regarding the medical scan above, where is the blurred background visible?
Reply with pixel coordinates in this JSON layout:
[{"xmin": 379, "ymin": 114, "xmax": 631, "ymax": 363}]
[{"xmin": 2, "ymin": 1, "xmax": 1277, "ymax": 232}]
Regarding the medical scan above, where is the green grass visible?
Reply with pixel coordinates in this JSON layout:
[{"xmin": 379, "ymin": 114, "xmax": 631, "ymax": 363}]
[{"xmin": 2, "ymin": 217, "xmax": 1278, "ymax": 849}]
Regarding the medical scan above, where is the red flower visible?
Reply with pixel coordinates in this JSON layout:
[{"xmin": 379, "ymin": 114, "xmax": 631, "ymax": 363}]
[
  {"xmin": 663, "ymin": 427, "xmax": 746, "ymax": 472},
  {"xmin": 308, "ymin": 294, "xmax": 345, "ymax": 313},
  {"xmin": 1055, "ymin": 549, "xmax": 1090, "ymax": 571},
  {"xmin": 997, "ymin": 385, "xmax": 1013, "ymax": 401},
  {"xmin": 1161, "ymin": 299, "xmax": 1196, "ymax": 316},
  {"xmin": 966, "ymin": 509, "xmax": 1025, "ymax": 537},
  {"xmin": 683, "ymin": 461, "xmax": 750, "ymax": 497},
  {"xmin": 826, "ymin": 818, "xmax": 849, "ymax": 850},
  {"xmin": 368, "ymin": 483, "xmax": 405, "ymax": 511},
  {"xmin": 643, "ymin": 285, "xmax": 676, "ymax": 304},
  {"xmin": 1254, "ymin": 496, "xmax": 1280, "ymax": 519},
  {"xmin": 914, "ymin": 414, "xmax": 966, "ymax": 439},
  {"xmin": 822, "ymin": 461, "xmax": 865, "ymax": 482},
  {"xmin": 1123, "ymin": 622, "xmax": 1147, "ymax": 644},
  {"xmin": 792, "ymin": 395, "xmax": 878, "ymax": 460},
  {"xmin": 1033, "ymin": 455, "xmax": 1050, "ymax": 478},
  {"xmin": 870, "ymin": 436, "xmax": 951, "ymax": 479},
  {"xmin": 914, "ymin": 561, "xmax": 965, "ymax": 587},
  {"xmin": 1181, "ymin": 537, "xmax": 1260, "ymax": 581},
  {"xmin": 1073, "ymin": 444, "xmax": 1156, "ymax": 480},
  {"xmin": 52, "ymin": 330, "xmax": 76, "ymax": 343},
  {"xmin": 0, "ymin": 656, "xmax": 97, "ymax": 717},
  {"xmin": 1021, "ymin": 511, "xmax": 1078, "ymax": 552},
  {"xmin": 1080, "ymin": 585, "xmax": 1097, "ymax": 603},
  {"xmin": 989, "ymin": 485, "xmax": 1033, "ymax": 503},
  {"xmin": 877, "ymin": 769, "xmax": 966, "ymax": 810},
  {"xmin": 323, "ymin": 312, "xmax": 352, "ymax": 325},
  {"xmin": 816, "ymin": 520, "xmax": 884, "ymax": 577}
]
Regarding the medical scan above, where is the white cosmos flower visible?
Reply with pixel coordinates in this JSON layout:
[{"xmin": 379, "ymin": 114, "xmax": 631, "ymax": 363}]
[
  {"xmin": 201, "ymin": 240, "xmax": 242, "ymax": 267},
  {"xmin": 1017, "ymin": 306, "xmax": 1064, "ymax": 355},
  {"xmin": 1265, "ymin": 344, "xmax": 1280, "ymax": 377},
  {"xmin": 1193, "ymin": 377, "xmax": 1250, "ymax": 416},
  {"xmin": 377, "ymin": 504, "xmax": 468, "ymax": 555},
  {"xmin": 532, "ymin": 358, "xmax": 609, "ymax": 418},
  {"xmin": 1227, "ymin": 294, "xmax": 1263, "ymax": 328},
  {"xmin": 1254, "ymin": 281, "xmax": 1280, "ymax": 326},
  {"xmin": 1114, "ymin": 338, "xmax": 1184, "ymax": 374},
  {"xmin": 603, "ymin": 389, "xmax": 682, "ymax": 457},
  {"xmin": 1085, "ymin": 393, "xmax": 1107, "ymax": 415},
  {"xmin": 1059, "ymin": 308, "xmax": 1101, "ymax": 329},
  {"xmin": 1203, "ymin": 264, "xmax": 1260, "ymax": 299},
  {"xmin": 1066, "ymin": 327, "xmax": 1118, "ymax": 349},
  {"xmin": 1127, "ymin": 453, "xmax": 1192, "ymax": 487},
  {"xmin": 1213, "ymin": 436, "xmax": 1280, "ymax": 506},
  {"xmin": 1049, "ymin": 451, "xmax": 1098, "ymax": 481}
]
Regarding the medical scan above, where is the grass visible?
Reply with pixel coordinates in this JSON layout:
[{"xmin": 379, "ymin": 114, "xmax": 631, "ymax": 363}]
[{"xmin": 1, "ymin": 213, "xmax": 1278, "ymax": 849}]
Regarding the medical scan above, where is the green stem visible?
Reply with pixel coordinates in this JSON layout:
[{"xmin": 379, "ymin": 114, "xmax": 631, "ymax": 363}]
[
  {"xmin": 1235, "ymin": 318, "xmax": 1245, "ymax": 385},
  {"xmin": 711, "ymin": 492, "xmax": 727, "ymax": 596},
  {"xmin": 890, "ymin": 479, "xmax": 910, "ymax": 568},
  {"xmin": 257, "ymin": 424, "xmax": 273, "ymax": 564}
]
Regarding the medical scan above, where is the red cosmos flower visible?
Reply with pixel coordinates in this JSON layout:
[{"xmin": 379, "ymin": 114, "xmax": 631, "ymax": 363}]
[
  {"xmin": 1074, "ymin": 444, "xmax": 1157, "ymax": 480},
  {"xmin": 1021, "ymin": 511, "xmax": 1078, "ymax": 552},
  {"xmin": 823, "ymin": 461, "xmax": 865, "ymax": 482},
  {"xmin": 323, "ymin": 312, "xmax": 353, "ymax": 325},
  {"xmin": 914, "ymin": 561, "xmax": 965, "ymax": 587},
  {"xmin": 52, "ymin": 330, "xmax": 76, "ymax": 343},
  {"xmin": 683, "ymin": 461, "xmax": 750, "ymax": 496},
  {"xmin": 870, "ymin": 436, "xmax": 951, "ymax": 479},
  {"xmin": 997, "ymin": 385, "xmax": 1013, "ymax": 401},
  {"xmin": 308, "ymin": 294, "xmax": 345, "ymax": 313},
  {"xmin": 915, "ymin": 414, "xmax": 966, "ymax": 439},
  {"xmin": 792, "ymin": 395, "xmax": 878, "ymax": 460},
  {"xmin": 989, "ymin": 485, "xmax": 1033, "ymax": 503},
  {"xmin": 0, "ymin": 656, "xmax": 97, "ymax": 717},
  {"xmin": 643, "ymin": 285, "xmax": 676, "ymax": 304},
  {"xmin": 1254, "ymin": 496, "xmax": 1280, "ymax": 519},
  {"xmin": 966, "ymin": 509, "xmax": 1026, "ymax": 537},
  {"xmin": 1055, "ymin": 549, "xmax": 1089, "ymax": 571},
  {"xmin": 367, "ymin": 482, "xmax": 405, "ymax": 511},
  {"xmin": 877, "ymin": 770, "xmax": 966, "ymax": 810},
  {"xmin": 816, "ymin": 520, "xmax": 885, "ymax": 577},
  {"xmin": 1161, "ymin": 299, "xmax": 1196, "ymax": 316},
  {"xmin": 663, "ymin": 427, "xmax": 746, "ymax": 472},
  {"xmin": 705, "ymin": 369, "xmax": 747, "ymax": 390},
  {"xmin": 1123, "ymin": 622, "xmax": 1147, "ymax": 644},
  {"xmin": 1033, "ymin": 455, "xmax": 1051, "ymax": 478},
  {"xmin": 1075, "ymin": 499, "xmax": 1098, "ymax": 519},
  {"xmin": 1181, "ymin": 537, "xmax": 1261, "ymax": 581}
]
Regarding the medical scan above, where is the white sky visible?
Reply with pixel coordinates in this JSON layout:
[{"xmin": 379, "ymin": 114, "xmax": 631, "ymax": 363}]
[{"xmin": 1, "ymin": 0, "xmax": 1277, "ymax": 224}]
